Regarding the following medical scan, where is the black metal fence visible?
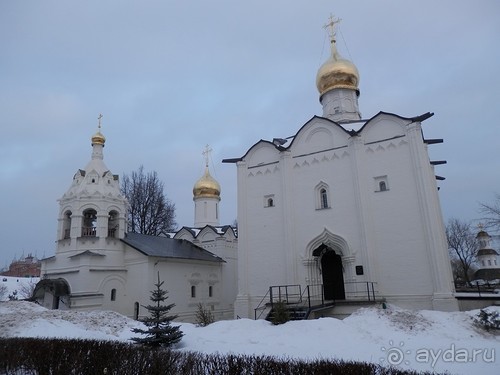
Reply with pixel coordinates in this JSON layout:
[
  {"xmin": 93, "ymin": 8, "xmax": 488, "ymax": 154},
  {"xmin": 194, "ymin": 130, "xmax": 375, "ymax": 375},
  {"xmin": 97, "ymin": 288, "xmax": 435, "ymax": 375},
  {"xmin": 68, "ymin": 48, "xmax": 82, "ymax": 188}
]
[{"xmin": 254, "ymin": 281, "xmax": 379, "ymax": 319}]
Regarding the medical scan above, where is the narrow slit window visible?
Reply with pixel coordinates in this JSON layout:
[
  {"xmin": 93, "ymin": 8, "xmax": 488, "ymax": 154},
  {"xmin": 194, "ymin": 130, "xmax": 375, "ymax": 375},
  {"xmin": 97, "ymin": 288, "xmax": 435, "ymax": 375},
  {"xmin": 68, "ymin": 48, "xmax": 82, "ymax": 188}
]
[
  {"xmin": 191, "ymin": 285, "xmax": 196, "ymax": 298},
  {"xmin": 111, "ymin": 288, "xmax": 116, "ymax": 301},
  {"xmin": 320, "ymin": 188, "xmax": 328, "ymax": 209},
  {"xmin": 134, "ymin": 302, "xmax": 139, "ymax": 320},
  {"xmin": 209, "ymin": 285, "xmax": 213, "ymax": 297},
  {"xmin": 379, "ymin": 181, "xmax": 387, "ymax": 191}
]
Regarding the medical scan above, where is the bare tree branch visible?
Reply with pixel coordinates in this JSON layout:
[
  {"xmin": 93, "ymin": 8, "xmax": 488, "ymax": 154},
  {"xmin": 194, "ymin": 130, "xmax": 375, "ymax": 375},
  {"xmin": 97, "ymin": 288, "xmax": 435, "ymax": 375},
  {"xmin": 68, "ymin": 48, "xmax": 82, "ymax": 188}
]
[
  {"xmin": 479, "ymin": 193, "xmax": 500, "ymax": 233},
  {"xmin": 446, "ymin": 218, "xmax": 478, "ymax": 286},
  {"xmin": 121, "ymin": 166, "xmax": 177, "ymax": 236}
]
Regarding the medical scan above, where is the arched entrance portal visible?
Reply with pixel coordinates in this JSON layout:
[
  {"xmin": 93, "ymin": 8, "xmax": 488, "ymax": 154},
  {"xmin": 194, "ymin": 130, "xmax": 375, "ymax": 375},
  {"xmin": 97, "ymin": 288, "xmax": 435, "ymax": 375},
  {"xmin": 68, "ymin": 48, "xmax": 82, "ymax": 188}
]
[
  {"xmin": 312, "ymin": 244, "xmax": 345, "ymax": 300},
  {"xmin": 321, "ymin": 250, "xmax": 345, "ymax": 300}
]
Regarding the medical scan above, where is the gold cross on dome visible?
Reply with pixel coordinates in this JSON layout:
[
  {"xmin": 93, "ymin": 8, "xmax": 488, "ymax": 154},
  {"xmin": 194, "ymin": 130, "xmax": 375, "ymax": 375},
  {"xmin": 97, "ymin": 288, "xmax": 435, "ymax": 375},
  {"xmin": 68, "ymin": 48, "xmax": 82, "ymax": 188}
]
[
  {"xmin": 202, "ymin": 144, "xmax": 212, "ymax": 167},
  {"xmin": 323, "ymin": 14, "xmax": 341, "ymax": 42}
]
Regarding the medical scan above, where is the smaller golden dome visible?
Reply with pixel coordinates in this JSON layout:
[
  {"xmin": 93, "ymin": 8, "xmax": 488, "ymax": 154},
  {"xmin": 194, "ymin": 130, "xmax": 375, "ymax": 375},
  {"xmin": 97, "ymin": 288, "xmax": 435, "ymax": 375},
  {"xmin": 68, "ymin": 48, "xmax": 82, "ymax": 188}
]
[
  {"xmin": 91, "ymin": 131, "xmax": 106, "ymax": 146},
  {"xmin": 316, "ymin": 45, "xmax": 360, "ymax": 97},
  {"xmin": 193, "ymin": 167, "xmax": 221, "ymax": 199}
]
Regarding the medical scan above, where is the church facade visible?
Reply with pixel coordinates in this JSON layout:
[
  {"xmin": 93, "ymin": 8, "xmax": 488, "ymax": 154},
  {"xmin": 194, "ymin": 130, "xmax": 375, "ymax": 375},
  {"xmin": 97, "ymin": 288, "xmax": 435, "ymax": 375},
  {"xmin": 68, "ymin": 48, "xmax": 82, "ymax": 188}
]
[
  {"xmin": 35, "ymin": 127, "xmax": 237, "ymax": 322},
  {"xmin": 224, "ymin": 17, "xmax": 458, "ymax": 318}
]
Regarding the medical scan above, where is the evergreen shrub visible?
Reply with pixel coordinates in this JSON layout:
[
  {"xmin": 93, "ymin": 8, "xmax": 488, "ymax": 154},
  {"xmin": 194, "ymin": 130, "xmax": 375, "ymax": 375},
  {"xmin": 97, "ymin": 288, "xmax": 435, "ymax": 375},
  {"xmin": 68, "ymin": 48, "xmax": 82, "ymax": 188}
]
[{"xmin": 0, "ymin": 337, "xmax": 441, "ymax": 375}]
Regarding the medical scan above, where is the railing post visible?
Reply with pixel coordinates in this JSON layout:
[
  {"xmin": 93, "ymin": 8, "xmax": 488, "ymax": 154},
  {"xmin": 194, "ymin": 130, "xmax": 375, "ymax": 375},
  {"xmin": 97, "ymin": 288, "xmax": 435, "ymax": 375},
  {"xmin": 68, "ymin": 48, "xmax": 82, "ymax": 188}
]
[
  {"xmin": 307, "ymin": 286, "xmax": 311, "ymax": 309},
  {"xmin": 366, "ymin": 282, "xmax": 370, "ymax": 301},
  {"xmin": 269, "ymin": 287, "xmax": 274, "ymax": 308}
]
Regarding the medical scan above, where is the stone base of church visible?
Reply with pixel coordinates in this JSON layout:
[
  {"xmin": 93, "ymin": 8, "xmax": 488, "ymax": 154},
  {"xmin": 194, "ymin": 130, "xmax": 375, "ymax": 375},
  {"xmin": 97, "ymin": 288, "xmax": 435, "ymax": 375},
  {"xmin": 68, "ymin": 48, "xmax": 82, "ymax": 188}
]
[
  {"xmin": 234, "ymin": 294, "xmax": 251, "ymax": 319},
  {"xmin": 431, "ymin": 293, "xmax": 459, "ymax": 311},
  {"xmin": 381, "ymin": 293, "xmax": 456, "ymax": 312}
]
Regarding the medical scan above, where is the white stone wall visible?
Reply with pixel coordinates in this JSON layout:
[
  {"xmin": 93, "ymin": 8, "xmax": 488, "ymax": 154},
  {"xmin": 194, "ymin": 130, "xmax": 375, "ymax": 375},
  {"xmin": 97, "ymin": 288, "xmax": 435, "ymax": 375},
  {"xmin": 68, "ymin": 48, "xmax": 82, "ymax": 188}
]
[{"xmin": 235, "ymin": 113, "xmax": 457, "ymax": 318}]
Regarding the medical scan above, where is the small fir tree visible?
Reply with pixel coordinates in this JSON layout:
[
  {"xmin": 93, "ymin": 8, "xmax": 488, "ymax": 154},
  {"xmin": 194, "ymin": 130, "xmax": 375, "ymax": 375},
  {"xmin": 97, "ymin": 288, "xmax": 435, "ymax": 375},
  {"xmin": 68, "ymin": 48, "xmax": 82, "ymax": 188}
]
[
  {"xmin": 195, "ymin": 302, "xmax": 215, "ymax": 327},
  {"xmin": 131, "ymin": 272, "xmax": 183, "ymax": 347},
  {"xmin": 271, "ymin": 300, "xmax": 290, "ymax": 325}
]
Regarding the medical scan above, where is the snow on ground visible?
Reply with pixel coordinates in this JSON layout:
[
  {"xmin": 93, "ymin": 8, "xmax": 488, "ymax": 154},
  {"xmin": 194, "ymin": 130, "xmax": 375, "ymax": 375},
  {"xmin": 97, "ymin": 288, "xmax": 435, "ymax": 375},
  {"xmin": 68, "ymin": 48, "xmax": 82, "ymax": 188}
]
[{"xmin": 1, "ymin": 301, "xmax": 499, "ymax": 375}]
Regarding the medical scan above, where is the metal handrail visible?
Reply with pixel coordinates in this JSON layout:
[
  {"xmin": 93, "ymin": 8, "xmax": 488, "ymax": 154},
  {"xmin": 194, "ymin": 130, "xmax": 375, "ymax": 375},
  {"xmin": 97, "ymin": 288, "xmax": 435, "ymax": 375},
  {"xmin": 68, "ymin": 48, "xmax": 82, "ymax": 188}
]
[
  {"xmin": 254, "ymin": 281, "xmax": 380, "ymax": 319},
  {"xmin": 254, "ymin": 288, "xmax": 271, "ymax": 320}
]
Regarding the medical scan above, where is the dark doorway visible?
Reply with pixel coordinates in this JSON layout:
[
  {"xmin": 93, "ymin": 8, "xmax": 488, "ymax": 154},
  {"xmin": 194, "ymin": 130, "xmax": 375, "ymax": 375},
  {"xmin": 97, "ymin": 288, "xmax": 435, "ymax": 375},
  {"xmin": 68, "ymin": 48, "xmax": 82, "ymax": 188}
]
[{"xmin": 321, "ymin": 250, "xmax": 345, "ymax": 300}]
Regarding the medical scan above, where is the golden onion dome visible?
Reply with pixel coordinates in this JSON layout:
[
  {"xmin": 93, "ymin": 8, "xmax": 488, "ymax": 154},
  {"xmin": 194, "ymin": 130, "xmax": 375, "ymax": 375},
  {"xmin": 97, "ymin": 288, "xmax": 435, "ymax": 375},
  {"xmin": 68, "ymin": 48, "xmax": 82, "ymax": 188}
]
[
  {"xmin": 316, "ymin": 41, "xmax": 360, "ymax": 97},
  {"xmin": 193, "ymin": 167, "xmax": 221, "ymax": 199},
  {"xmin": 92, "ymin": 114, "xmax": 106, "ymax": 146},
  {"xmin": 91, "ymin": 130, "xmax": 106, "ymax": 146}
]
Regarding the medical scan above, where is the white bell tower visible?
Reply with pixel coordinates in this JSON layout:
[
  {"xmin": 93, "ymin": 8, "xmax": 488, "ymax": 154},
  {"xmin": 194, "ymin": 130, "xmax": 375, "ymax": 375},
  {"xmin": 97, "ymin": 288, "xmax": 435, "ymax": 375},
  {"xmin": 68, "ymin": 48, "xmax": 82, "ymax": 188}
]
[{"xmin": 56, "ymin": 114, "xmax": 128, "ymax": 254}]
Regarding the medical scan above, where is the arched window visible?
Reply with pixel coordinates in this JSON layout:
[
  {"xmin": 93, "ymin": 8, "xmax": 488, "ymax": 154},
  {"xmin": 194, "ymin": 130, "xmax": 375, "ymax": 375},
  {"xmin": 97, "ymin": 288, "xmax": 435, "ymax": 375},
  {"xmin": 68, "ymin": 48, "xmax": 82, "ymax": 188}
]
[
  {"xmin": 63, "ymin": 211, "xmax": 72, "ymax": 239},
  {"xmin": 264, "ymin": 194, "xmax": 275, "ymax": 208},
  {"xmin": 315, "ymin": 183, "xmax": 331, "ymax": 210},
  {"xmin": 209, "ymin": 285, "xmax": 213, "ymax": 298},
  {"xmin": 374, "ymin": 176, "xmax": 389, "ymax": 192},
  {"xmin": 191, "ymin": 285, "xmax": 196, "ymax": 298},
  {"xmin": 110, "ymin": 288, "xmax": 116, "ymax": 301},
  {"xmin": 108, "ymin": 210, "xmax": 118, "ymax": 238},
  {"xmin": 320, "ymin": 188, "xmax": 328, "ymax": 209},
  {"xmin": 82, "ymin": 209, "xmax": 97, "ymax": 237}
]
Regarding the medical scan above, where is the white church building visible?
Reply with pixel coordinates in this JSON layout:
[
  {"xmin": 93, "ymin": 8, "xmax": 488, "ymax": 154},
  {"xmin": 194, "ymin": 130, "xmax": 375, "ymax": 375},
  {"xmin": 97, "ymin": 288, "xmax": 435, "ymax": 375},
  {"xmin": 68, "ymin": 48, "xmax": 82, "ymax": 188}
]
[
  {"xmin": 223, "ymin": 16, "xmax": 458, "ymax": 319},
  {"xmin": 36, "ymin": 16, "xmax": 460, "ymax": 322},
  {"xmin": 35, "ymin": 126, "xmax": 237, "ymax": 322}
]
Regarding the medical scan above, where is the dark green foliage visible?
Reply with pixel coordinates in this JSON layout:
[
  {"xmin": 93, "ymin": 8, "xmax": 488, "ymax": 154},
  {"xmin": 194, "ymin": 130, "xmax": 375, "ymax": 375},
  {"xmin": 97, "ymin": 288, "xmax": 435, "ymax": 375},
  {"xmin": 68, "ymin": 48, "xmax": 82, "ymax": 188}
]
[
  {"xmin": 271, "ymin": 300, "xmax": 290, "ymax": 325},
  {"xmin": 131, "ymin": 272, "xmax": 183, "ymax": 347},
  {"xmin": 0, "ymin": 337, "xmax": 443, "ymax": 375},
  {"xmin": 195, "ymin": 302, "xmax": 215, "ymax": 327},
  {"xmin": 473, "ymin": 308, "xmax": 500, "ymax": 332}
]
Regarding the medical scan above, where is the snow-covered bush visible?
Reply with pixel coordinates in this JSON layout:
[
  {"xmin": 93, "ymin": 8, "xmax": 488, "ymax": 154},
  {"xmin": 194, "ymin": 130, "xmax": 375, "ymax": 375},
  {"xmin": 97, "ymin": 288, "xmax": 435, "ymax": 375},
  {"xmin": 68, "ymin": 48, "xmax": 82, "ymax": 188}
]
[{"xmin": 473, "ymin": 308, "xmax": 500, "ymax": 332}]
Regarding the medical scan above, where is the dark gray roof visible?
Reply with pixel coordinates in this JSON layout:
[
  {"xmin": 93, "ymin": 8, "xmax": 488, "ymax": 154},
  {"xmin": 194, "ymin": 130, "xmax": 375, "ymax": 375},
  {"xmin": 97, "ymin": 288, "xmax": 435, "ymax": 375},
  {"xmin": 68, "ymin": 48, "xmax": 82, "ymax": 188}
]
[
  {"xmin": 477, "ymin": 248, "xmax": 499, "ymax": 256},
  {"xmin": 474, "ymin": 268, "xmax": 500, "ymax": 281},
  {"xmin": 122, "ymin": 232, "xmax": 224, "ymax": 263}
]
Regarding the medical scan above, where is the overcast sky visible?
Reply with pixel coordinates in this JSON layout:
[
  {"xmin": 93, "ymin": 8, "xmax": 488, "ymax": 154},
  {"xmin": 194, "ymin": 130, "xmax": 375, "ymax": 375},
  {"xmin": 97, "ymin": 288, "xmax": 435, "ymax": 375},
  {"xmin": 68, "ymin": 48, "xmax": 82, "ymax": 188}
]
[{"xmin": 1, "ymin": 1, "xmax": 499, "ymax": 267}]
